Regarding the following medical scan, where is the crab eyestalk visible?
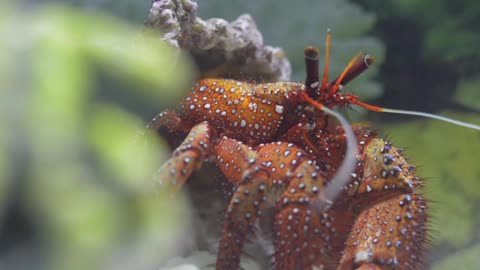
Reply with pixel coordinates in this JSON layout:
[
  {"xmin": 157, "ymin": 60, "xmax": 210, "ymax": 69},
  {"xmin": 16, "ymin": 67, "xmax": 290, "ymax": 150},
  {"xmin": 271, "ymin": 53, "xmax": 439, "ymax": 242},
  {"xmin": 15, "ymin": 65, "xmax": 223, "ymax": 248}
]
[
  {"xmin": 330, "ymin": 54, "xmax": 374, "ymax": 89},
  {"xmin": 304, "ymin": 46, "xmax": 321, "ymax": 98},
  {"xmin": 320, "ymin": 29, "xmax": 332, "ymax": 93}
]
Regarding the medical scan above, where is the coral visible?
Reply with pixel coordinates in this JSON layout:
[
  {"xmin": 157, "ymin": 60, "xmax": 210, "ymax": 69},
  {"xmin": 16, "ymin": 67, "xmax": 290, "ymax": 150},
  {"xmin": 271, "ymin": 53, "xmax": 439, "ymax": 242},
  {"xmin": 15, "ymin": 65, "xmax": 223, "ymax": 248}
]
[{"xmin": 144, "ymin": 0, "xmax": 291, "ymax": 82}]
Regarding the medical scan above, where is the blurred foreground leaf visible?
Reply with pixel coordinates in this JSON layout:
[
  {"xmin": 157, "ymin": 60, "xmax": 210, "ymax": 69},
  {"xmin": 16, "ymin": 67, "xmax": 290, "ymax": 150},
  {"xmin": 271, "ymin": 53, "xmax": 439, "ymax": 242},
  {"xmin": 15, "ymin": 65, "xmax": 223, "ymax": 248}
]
[{"xmin": 1, "ymin": 3, "xmax": 195, "ymax": 270}]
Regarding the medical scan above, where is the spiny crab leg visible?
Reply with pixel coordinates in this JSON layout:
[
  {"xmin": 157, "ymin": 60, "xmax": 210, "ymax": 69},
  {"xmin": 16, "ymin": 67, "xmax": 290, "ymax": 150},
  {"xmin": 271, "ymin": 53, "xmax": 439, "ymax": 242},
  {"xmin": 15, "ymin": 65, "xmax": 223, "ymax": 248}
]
[{"xmin": 215, "ymin": 137, "xmax": 327, "ymax": 270}]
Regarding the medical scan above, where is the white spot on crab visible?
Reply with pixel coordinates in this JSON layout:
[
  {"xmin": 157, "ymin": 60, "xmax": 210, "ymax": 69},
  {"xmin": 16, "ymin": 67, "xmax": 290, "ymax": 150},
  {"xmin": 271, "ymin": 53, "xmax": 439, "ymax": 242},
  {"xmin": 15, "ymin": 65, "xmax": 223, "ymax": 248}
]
[
  {"xmin": 354, "ymin": 250, "xmax": 372, "ymax": 264},
  {"xmin": 275, "ymin": 105, "xmax": 284, "ymax": 114},
  {"xmin": 248, "ymin": 102, "xmax": 258, "ymax": 111},
  {"xmin": 241, "ymin": 120, "xmax": 247, "ymax": 127}
]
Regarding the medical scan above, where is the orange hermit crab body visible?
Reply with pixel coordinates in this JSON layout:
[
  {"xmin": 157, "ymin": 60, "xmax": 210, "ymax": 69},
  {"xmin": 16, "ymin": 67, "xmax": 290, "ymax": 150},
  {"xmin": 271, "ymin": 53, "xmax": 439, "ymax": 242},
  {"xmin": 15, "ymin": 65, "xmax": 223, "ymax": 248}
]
[
  {"xmin": 150, "ymin": 32, "xmax": 430, "ymax": 269},
  {"xmin": 172, "ymin": 79, "xmax": 306, "ymax": 145}
]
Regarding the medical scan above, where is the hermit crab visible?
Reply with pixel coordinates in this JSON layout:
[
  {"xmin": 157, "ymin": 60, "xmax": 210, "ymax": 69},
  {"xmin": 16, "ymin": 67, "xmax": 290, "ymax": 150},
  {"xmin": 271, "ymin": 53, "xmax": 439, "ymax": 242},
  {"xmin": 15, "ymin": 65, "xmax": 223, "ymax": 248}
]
[{"xmin": 148, "ymin": 31, "xmax": 480, "ymax": 269}]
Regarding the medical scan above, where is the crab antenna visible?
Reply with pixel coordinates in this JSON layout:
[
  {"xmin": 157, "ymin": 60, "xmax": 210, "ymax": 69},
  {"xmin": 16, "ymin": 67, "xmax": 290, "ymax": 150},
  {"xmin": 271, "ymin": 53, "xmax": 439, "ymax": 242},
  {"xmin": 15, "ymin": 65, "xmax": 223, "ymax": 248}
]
[
  {"xmin": 300, "ymin": 92, "xmax": 358, "ymax": 210},
  {"xmin": 353, "ymin": 100, "xmax": 480, "ymax": 131},
  {"xmin": 321, "ymin": 29, "xmax": 332, "ymax": 92},
  {"xmin": 304, "ymin": 46, "xmax": 320, "ymax": 96}
]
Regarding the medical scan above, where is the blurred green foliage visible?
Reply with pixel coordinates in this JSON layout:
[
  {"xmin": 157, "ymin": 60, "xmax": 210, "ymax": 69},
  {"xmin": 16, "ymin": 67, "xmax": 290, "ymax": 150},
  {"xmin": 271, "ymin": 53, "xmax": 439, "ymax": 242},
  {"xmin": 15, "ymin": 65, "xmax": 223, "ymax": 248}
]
[
  {"xmin": 455, "ymin": 76, "xmax": 480, "ymax": 111},
  {"xmin": 27, "ymin": 0, "xmax": 151, "ymax": 24},
  {"xmin": 431, "ymin": 243, "xmax": 480, "ymax": 270},
  {"xmin": 1, "ymin": 3, "xmax": 195, "ymax": 270}
]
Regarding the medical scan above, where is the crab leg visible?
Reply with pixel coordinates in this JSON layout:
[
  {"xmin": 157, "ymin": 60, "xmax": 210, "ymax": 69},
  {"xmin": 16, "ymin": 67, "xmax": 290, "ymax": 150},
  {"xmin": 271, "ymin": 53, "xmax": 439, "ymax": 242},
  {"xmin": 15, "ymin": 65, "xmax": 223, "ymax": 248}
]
[
  {"xmin": 214, "ymin": 138, "xmax": 328, "ymax": 270},
  {"xmin": 214, "ymin": 170, "xmax": 269, "ymax": 270},
  {"xmin": 214, "ymin": 137, "xmax": 268, "ymax": 270},
  {"xmin": 146, "ymin": 109, "xmax": 195, "ymax": 134},
  {"xmin": 272, "ymin": 163, "xmax": 330, "ymax": 270},
  {"xmin": 154, "ymin": 121, "xmax": 211, "ymax": 190}
]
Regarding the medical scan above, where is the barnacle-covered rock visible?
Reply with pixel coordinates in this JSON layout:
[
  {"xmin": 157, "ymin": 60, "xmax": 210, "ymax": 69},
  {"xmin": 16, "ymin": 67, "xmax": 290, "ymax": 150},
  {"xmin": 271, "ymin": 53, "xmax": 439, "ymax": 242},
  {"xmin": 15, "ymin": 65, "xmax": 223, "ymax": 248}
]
[{"xmin": 144, "ymin": 0, "xmax": 291, "ymax": 82}]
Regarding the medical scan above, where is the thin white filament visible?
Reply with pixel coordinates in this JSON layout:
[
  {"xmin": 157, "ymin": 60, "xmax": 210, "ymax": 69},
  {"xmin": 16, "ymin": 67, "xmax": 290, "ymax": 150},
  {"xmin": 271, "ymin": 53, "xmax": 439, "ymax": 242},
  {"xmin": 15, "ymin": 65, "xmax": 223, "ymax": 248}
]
[
  {"xmin": 380, "ymin": 108, "xmax": 480, "ymax": 131},
  {"xmin": 315, "ymin": 106, "xmax": 357, "ymax": 211}
]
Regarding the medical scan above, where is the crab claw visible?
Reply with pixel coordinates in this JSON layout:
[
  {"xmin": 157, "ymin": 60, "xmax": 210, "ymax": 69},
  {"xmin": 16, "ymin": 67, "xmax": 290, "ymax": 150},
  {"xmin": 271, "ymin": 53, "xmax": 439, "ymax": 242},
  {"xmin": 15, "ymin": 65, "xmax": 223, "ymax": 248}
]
[{"xmin": 338, "ymin": 193, "xmax": 428, "ymax": 270}]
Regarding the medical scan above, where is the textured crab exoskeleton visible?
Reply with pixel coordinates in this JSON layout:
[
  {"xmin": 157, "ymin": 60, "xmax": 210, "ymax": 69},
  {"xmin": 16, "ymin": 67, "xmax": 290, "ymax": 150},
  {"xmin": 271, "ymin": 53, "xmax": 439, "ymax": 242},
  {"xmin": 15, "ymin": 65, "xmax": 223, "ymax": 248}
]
[
  {"xmin": 284, "ymin": 122, "xmax": 429, "ymax": 269},
  {"xmin": 150, "ymin": 32, "xmax": 430, "ymax": 270},
  {"xmin": 154, "ymin": 120, "xmax": 429, "ymax": 270}
]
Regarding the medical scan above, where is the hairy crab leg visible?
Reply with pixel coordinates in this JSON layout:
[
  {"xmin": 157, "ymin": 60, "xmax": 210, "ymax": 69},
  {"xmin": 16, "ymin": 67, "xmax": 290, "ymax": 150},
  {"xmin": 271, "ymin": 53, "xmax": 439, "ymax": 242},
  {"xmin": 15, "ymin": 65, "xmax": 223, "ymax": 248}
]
[
  {"xmin": 154, "ymin": 121, "xmax": 211, "ymax": 190},
  {"xmin": 214, "ymin": 138, "xmax": 328, "ymax": 270}
]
